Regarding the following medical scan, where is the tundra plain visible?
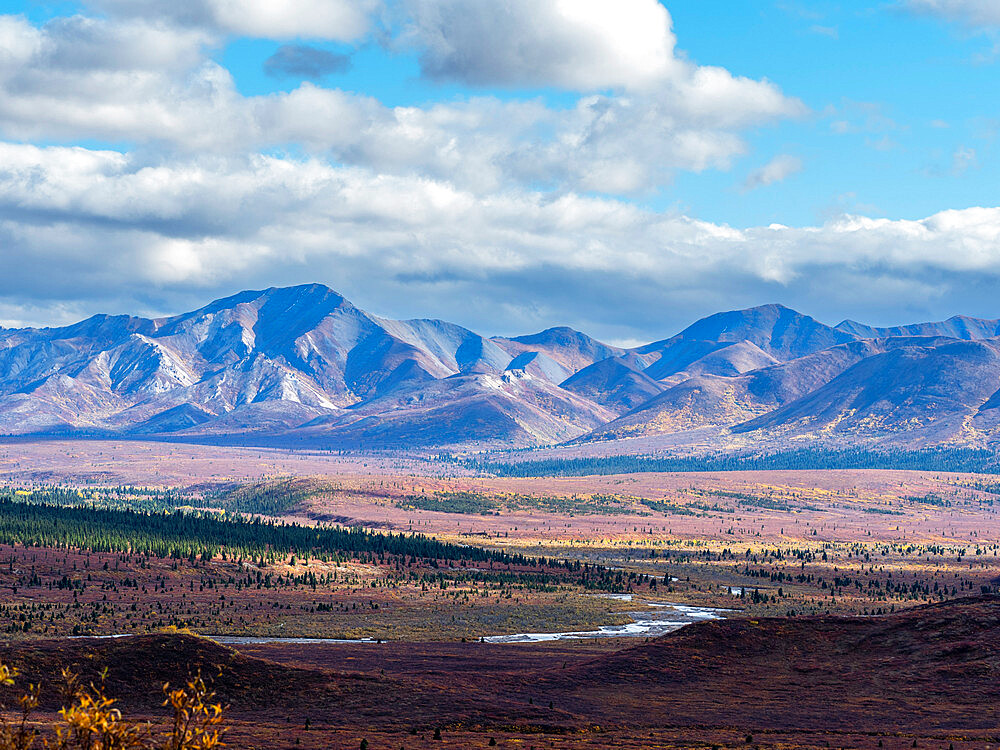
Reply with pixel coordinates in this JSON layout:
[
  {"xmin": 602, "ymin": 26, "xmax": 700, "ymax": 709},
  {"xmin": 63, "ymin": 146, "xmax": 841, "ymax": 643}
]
[{"xmin": 3, "ymin": 440, "xmax": 1000, "ymax": 748}]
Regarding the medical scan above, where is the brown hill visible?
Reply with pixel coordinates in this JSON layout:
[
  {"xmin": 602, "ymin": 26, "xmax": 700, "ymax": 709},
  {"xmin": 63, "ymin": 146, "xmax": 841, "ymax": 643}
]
[
  {"xmin": 6, "ymin": 597, "xmax": 1000, "ymax": 743},
  {"xmin": 535, "ymin": 596, "xmax": 1000, "ymax": 735}
]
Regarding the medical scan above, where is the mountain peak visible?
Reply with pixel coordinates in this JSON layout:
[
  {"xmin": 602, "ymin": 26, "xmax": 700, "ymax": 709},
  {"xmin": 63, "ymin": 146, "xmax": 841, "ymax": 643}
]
[
  {"xmin": 672, "ymin": 303, "xmax": 855, "ymax": 360},
  {"xmin": 260, "ymin": 282, "xmax": 342, "ymax": 300},
  {"xmin": 233, "ymin": 283, "xmax": 349, "ymax": 313},
  {"xmin": 743, "ymin": 302, "xmax": 793, "ymax": 313},
  {"xmin": 170, "ymin": 283, "xmax": 346, "ymax": 316},
  {"xmin": 493, "ymin": 326, "xmax": 623, "ymax": 373},
  {"xmin": 509, "ymin": 326, "xmax": 596, "ymax": 345}
]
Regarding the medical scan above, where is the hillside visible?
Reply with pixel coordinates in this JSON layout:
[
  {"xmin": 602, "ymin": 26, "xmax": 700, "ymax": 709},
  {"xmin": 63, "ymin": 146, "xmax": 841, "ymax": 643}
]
[
  {"xmin": 535, "ymin": 596, "xmax": 1000, "ymax": 735},
  {"xmin": 8, "ymin": 597, "xmax": 1000, "ymax": 747}
]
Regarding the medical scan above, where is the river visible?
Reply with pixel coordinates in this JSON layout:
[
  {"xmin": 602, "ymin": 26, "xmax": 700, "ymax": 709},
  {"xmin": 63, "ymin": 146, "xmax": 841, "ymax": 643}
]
[
  {"xmin": 68, "ymin": 598, "xmax": 727, "ymax": 646},
  {"xmin": 481, "ymin": 598, "xmax": 727, "ymax": 644}
]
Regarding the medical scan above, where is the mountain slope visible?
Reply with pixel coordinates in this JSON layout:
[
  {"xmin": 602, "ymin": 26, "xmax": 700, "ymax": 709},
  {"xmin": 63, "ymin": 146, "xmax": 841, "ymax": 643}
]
[
  {"xmin": 667, "ymin": 340, "xmax": 780, "ymax": 379},
  {"xmin": 586, "ymin": 339, "xmax": 889, "ymax": 440},
  {"xmin": 504, "ymin": 351, "xmax": 572, "ymax": 383},
  {"xmin": 492, "ymin": 327, "xmax": 623, "ymax": 373},
  {"xmin": 534, "ymin": 597, "xmax": 1000, "ymax": 734},
  {"xmin": 733, "ymin": 338, "xmax": 1000, "ymax": 446},
  {"xmin": 560, "ymin": 355, "xmax": 666, "ymax": 415},
  {"xmin": 289, "ymin": 371, "xmax": 615, "ymax": 448},
  {"xmin": 638, "ymin": 304, "xmax": 858, "ymax": 379},
  {"xmin": 0, "ymin": 285, "xmax": 629, "ymax": 447}
]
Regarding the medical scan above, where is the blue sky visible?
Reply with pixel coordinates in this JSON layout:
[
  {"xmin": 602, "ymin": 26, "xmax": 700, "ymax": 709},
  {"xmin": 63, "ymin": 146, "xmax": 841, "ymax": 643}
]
[
  {"xmin": 130, "ymin": 0, "xmax": 1000, "ymax": 226},
  {"xmin": 178, "ymin": 0, "xmax": 998, "ymax": 226},
  {"xmin": 667, "ymin": 1, "xmax": 999, "ymax": 226},
  {"xmin": 0, "ymin": 0, "xmax": 998, "ymax": 342}
]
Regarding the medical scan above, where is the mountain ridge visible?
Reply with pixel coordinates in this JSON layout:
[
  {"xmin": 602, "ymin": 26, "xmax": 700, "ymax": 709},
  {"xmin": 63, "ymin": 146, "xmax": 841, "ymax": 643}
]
[{"xmin": 3, "ymin": 284, "xmax": 1000, "ymax": 452}]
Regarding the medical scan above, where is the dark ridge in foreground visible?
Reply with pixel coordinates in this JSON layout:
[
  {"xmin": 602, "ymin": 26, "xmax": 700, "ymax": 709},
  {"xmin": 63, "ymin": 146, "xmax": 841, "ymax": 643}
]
[
  {"xmin": 0, "ymin": 633, "xmax": 552, "ymax": 729},
  {"xmin": 537, "ymin": 595, "xmax": 1000, "ymax": 733},
  {"xmin": 0, "ymin": 634, "xmax": 323, "ymax": 712},
  {"xmin": 4, "ymin": 596, "xmax": 1000, "ymax": 742}
]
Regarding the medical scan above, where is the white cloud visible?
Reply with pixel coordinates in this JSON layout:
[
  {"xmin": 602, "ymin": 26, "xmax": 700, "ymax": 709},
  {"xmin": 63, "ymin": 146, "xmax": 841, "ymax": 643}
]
[
  {"xmin": 399, "ymin": 0, "xmax": 806, "ymax": 138},
  {"xmin": 263, "ymin": 72, "xmax": 798, "ymax": 193},
  {"xmin": 742, "ymin": 155, "xmax": 803, "ymax": 191},
  {"xmin": 2, "ymin": 142, "xmax": 1000, "ymax": 339},
  {"xmin": 0, "ymin": 12, "xmax": 802, "ymax": 195},
  {"xmin": 90, "ymin": 0, "xmax": 381, "ymax": 41},
  {"xmin": 905, "ymin": 0, "xmax": 1000, "ymax": 27},
  {"xmin": 952, "ymin": 145, "xmax": 978, "ymax": 174},
  {"xmin": 0, "ymin": 15, "xmax": 245, "ymax": 148},
  {"xmin": 0, "ymin": 3, "xmax": 892, "ymax": 341},
  {"xmin": 402, "ymin": 0, "xmax": 677, "ymax": 90}
]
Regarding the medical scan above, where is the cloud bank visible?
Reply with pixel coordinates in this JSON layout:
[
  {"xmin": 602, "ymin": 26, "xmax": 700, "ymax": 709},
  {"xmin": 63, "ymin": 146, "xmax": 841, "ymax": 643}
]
[
  {"xmin": 2, "ymin": 142, "xmax": 999, "ymax": 340},
  {"xmin": 91, "ymin": 0, "xmax": 381, "ymax": 41},
  {"xmin": 0, "ymin": 5, "xmax": 802, "ymax": 195},
  {"xmin": 402, "ymin": 0, "xmax": 678, "ymax": 89}
]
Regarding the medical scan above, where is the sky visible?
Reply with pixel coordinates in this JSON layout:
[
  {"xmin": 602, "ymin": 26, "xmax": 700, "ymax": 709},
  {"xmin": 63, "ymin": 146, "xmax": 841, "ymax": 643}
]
[{"xmin": 0, "ymin": 0, "xmax": 998, "ymax": 344}]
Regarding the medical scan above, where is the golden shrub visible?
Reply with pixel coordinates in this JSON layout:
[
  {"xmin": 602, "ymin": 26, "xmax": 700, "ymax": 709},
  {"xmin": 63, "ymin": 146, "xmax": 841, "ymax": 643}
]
[{"xmin": 0, "ymin": 661, "xmax": 227, "ymax": 750}]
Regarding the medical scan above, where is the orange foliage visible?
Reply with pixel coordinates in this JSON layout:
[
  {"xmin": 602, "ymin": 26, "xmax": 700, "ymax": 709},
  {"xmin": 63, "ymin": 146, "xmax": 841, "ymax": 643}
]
[{"xmin": 0, "ymin": 663, "xmax": 226, "ymax": 750}]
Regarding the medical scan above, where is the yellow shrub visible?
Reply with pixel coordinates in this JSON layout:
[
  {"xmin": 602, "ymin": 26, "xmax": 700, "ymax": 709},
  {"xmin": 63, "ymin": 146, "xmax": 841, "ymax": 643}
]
[{"xmin": 0, "ymin": 661, "xmax": 227, "ymax": 750}]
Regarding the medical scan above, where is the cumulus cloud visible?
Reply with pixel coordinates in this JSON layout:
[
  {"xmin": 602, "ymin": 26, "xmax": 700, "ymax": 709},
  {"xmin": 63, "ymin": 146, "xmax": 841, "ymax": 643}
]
[
  {"xmin": 6, "ymin": 2, "xmax": 946, "ymax": 341},
  {"xmin": 0, "ymin": 15, "xmax": 244, "ymax": 148},
  {"xmin": 89, "ymin": 0, "xmax": 381, "ymax": 41},
  {"xmin": 264, "ymin": 45, "xmax": 352, "ymax": 79},
  {"xmin": 0, "ymin": 12, "xmax": 802, "ymax": 194},
  {"xmin": 741, "ymin": 155, "xmax": 803, "ymax": 191},
  {"xmin": 399, "ymin": 0, "xmax": 805, "ymax": 134},
  {"xmin": 0, "ymin": 14, "xmax": 208, "ymax": 75},
  {"xmin": 2, "ymin": 142, "xmax": 1000, "ymax": 340},
  {"xmin": 402, "ymin": 0, "xmax": 677, "ymax": 90}
]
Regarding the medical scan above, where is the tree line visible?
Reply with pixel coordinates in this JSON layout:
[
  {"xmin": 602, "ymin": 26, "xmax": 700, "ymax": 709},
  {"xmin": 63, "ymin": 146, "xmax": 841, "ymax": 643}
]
[
  {"xmin": 0, "ymin": 490, "xmax": 511, "ymax": 564},
  {"xmin": 465, "ymin": 447, "xmax": 1000, "ymax": 477}
]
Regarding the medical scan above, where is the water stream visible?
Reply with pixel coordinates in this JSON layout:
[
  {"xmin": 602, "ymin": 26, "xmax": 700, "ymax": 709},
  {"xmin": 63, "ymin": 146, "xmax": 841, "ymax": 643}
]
[
  {"xmin": 68, "ymin": 599, "xmax": 727, "ymax": 646},
  {"xmin": 481, "ymin": 599, "xmax": 727, "ymax": 644}
]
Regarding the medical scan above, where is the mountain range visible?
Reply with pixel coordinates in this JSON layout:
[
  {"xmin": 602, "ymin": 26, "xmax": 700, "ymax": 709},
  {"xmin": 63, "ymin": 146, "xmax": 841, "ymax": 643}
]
[{"xmin": 3, "ymin": 283, "xmax": 1000, "ymax": 452}]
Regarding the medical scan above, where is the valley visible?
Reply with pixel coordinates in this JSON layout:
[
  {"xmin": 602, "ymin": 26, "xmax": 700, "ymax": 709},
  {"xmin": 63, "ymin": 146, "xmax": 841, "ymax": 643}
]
[
  {"xmin": 2, "ymin": 444, "xmax": 1000, "ymax": 746},
  {"xmin": 4, "ymin": 596, "xmax": 1000, "ymax": 748},
  {"xmin": 3, "ymin": 448, "xmax": 1000, "ymax": 631}
]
